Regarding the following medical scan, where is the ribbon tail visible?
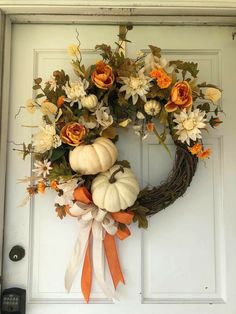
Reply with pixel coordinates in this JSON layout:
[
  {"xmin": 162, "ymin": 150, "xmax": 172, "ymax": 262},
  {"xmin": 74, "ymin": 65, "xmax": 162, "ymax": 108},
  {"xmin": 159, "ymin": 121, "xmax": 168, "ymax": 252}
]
[
  {"xmin": 92, "ymin": 221, "xmax": 117, "ymax": 299},
  {"xmin": 81, "ymin": 235, "xmax": 92, "ymax": 303},
  {"xmin": 104, "ymin": 232, "xmax": 125, "ymax": 289},
  {"xmin": 64, "ymin": 219, "xmax": 92, "ymax": 292}
]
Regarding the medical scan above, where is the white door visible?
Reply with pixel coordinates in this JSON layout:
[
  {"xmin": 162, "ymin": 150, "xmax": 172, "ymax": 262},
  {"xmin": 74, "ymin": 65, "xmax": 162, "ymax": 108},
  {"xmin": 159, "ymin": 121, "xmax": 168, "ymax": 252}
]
[{"xmin": 3, "ymin": 24, "xmax": 236, "ymax": 314}]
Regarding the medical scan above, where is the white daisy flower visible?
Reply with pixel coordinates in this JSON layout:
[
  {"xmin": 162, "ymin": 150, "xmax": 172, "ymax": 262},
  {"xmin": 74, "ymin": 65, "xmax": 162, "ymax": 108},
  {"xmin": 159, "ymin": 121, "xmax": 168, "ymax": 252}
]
[
  {"xmin": 32, "ymin": 159, "xmax": 52, "ymax": 178},
  {"xmin": 33, "ymin": 124, "xmax": 61, "ymax": 153},
  {"xmin": 119, "ymin": 68, "xmax": 152, "ymax": 105},
  {"xmin": 63, "ymin": 79, "xmax": 89, "ymax": 107},
  {"xmin": 174, "ymin": 109, "xmax": 207, "ymax": 145}
]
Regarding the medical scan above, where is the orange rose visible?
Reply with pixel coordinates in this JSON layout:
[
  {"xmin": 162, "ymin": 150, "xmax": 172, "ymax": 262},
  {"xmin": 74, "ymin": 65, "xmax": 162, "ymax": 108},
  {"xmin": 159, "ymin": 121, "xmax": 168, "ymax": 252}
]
[
  {"xmin": 92, "ymin": 61, "xmax": 114, "ymax": 89},
  {"xmin": 165, "ymin": 81, "xmax": 192, "ymax": 112},
  {"xmin": 150, "ymin": 68, "xmax": 172, "ymax": 89},
  {"xmin": 60, "ymin": 122, "xmax": 86, "ymax": 146}
]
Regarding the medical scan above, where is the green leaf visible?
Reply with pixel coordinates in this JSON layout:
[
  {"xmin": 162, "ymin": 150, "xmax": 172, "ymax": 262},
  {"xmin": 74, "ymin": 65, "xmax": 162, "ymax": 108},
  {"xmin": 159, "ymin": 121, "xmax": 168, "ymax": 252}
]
[
  {"xmin": 169, "ymin": 60, "xmax": 199, "ymax": 78},
  {"xmin": 34, "ymin": 78, "xmax": 42, "ymax": 85},
  {"xmin": 197, "ymin": 102, "xmax": 210, "ymax": 113},
  {"xmin": 33, "ymin": 85, "xmax": 41, "ymax": 90},
  {"xmin": 51, "ymin": 147, "xmax": 67, "ymax": 162},
  {"xmin": 36, "ymin": 93, "xmax": 45, "ymax": 99}
]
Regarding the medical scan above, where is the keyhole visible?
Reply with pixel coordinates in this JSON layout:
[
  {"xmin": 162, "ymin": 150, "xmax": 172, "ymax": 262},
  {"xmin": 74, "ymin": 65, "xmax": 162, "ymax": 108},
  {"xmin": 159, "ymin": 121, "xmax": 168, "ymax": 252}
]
[{"xmin": 13, "ymin": 254, "xmax": 18, "ymax": 260}]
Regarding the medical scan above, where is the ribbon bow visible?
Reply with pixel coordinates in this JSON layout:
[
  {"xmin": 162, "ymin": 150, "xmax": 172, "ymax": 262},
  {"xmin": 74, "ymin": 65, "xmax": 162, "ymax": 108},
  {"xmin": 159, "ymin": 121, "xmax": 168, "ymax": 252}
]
[{"xmin": 64, "ymin": 187, "xmax": 133, "ymax": 303}]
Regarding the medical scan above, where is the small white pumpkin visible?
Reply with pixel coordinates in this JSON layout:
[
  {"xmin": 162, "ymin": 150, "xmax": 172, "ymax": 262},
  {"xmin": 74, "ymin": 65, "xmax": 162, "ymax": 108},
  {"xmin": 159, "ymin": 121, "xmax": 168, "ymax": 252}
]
[
  {"xmin": 81, "ymin": 94, "xmax": 98, "ymax": 111},
  {"xmin": 91, "ymin": 165, "xmax": 140, "ymax": 212},
  {"xmin": 144, "ymin": 100, "xmax": 161, "ymax": 116},
  {"xmin": 69, "ymin": 137, "xmax": 118, "ymax": 175}
]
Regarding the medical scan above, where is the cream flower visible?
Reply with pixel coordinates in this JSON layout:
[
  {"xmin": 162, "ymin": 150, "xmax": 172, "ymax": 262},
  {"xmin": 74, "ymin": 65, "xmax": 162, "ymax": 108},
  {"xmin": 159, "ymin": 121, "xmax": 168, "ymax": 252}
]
[
  {"xmin": 95, "ymin": 106, "xmax": 113, "ymax": 130},
  {"xmin": 67, "ymin": 44, "xmax": 80, "ymax": 57},
  {"xmin": 41, "ymin": 101, "xmax": 58, "ymax": 115},
  {"xmin": 204, "ymin": 88, "xmax": 221, "ymax": 103},
  {"xmin": 174, "ymin": 109, "xmax": 206, "ymax": 145},
  {"xmin": 63, "ymin": 79, "xmax": 89, "ymax": 107},
  {"xmin": 144, "ymin": 100, "xmax": 161, "ymax": 116},
  {"xmin": 33, "ymin": 124, "xmax": 61, "ymax": 153},
  {"xmin": 32, "ymin": 159, "xmax": 52, "ymax": 178},
  {"xmin": 137, "ymin": 111, "xmax": 145, "ymax": 119},
  {"xmin": 55, "ymin": 178, "xmax": 79, "ymax": 206},
  {"xmin": 81, "ymin": 94, "xmax": 98, "ymax": 111},
  {"xmin": 119, "ymin": 68, "xmax": 152, "ymax": 105},
  {"xmin": 45, "ymin": 76, "xmax": 57, "ymax": 92},
  {"xmin": 144, "ymin": 53, "xmax": 168, "ymax": 73},
  {"xmin": 26, "ymin": 99, "xmax": 37, "ymax": 114}
]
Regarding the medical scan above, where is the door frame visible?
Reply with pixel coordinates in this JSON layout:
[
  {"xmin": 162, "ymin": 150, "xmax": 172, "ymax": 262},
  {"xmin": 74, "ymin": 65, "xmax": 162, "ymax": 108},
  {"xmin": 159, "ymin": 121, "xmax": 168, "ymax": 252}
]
[{"xmin": 1, "ymin": 2, "xmax": 236, "ymax": 291}]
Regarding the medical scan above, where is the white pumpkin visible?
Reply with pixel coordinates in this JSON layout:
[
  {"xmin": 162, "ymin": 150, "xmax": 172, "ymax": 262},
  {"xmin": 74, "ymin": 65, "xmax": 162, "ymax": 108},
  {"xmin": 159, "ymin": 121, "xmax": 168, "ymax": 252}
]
[
  {"xmin": 144, "ymin": 100, "xmax": 161, "ymax": 116},
  {"xmin": 81, "ymin": 94, "xmax": 98, "ymax": 111},
  {"xmin": 69, "ymin": 137, "xmax": 118, "ymax": 175},
  {"xmin": 91, "ymin": 165, "xmax": 140, "ymax": 212}
]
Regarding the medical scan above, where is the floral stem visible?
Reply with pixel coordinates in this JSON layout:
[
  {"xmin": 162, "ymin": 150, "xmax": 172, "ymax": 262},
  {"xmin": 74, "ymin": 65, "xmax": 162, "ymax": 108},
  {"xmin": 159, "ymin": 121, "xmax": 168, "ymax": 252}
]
[{"xmin": 153, "ymin": 126, "xmax": 172, "ymax": 158}]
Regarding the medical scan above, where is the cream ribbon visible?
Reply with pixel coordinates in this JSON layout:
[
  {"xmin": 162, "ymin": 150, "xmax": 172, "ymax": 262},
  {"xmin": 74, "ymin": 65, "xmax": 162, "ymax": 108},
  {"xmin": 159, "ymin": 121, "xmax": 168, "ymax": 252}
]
[{"xmin": 64, "ymin": 201, "xmax": 118, "ymax": 299}]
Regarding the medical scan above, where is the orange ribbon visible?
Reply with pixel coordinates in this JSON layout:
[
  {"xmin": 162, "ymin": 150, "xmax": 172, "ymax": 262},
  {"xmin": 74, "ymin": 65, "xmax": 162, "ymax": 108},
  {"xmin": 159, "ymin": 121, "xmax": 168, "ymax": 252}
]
[
  {"xmin": 71, "ymin": 187, "xmax": 134, "ymax": 303},
  {"xmin": 81, "ymin": 235, "xmax": 92, "ymax": 303},
  {"xmin": 104, "ymin": 232, "xmax": 125, "ymax": 288}
]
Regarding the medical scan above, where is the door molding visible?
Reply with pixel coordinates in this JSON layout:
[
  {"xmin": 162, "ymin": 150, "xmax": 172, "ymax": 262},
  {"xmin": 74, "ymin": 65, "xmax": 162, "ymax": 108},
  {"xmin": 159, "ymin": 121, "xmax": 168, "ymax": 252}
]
[{"xmin": 0, "ymin": 3, "xmax": 236, "ymax": 293}]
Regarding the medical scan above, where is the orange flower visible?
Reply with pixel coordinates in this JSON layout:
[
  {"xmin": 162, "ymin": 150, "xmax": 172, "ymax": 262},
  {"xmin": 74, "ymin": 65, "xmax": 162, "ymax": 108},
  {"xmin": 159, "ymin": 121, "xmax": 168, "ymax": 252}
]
[
  {"xmin": 146, "ymin": 122, "xmax": 155, "ymax": 132},
  {"xmin": 92, "ymin": 61, "xmax": 114, "ymax": 90},
  {"xmin": 197, "ymin": 148, "xmax": 212, "ymax": 159},
  {"xmin": 165, "ymin": 81, "xmax": 192, "ymax": 112},
  {"xmin": 60, "ymin": 122, "xmax": 86, "ymax": 146},
  {"xmin": 188, "ymin": 143, "xmax": 202, "ymax": 155},
  {"xmin": 50, "ymin": 180, "xmax": 58, "ymax": 190},
  {"xmin": 150, "ymin": 68, "xmax": 172, "ymax": 89},
  {"xmin": 38, "ymin": 181, "xmax": 46, "ymax": 193},
  {"xmin": 57, "ymin": 96, "xmax": 65, "ymax": 107}
]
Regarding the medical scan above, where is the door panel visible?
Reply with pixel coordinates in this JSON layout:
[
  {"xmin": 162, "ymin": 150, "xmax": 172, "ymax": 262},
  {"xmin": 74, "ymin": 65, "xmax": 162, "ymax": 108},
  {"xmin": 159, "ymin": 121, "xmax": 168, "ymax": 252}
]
[{"xmin": 3, "ymin": 24, "xmax": 236, "ymax": 314}]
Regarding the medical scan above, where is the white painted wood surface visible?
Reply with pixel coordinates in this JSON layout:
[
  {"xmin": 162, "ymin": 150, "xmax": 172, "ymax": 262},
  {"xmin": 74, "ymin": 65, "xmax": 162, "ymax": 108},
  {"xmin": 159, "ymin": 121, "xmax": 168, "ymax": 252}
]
[{"xmin": 2, "ymin": 24, "xmax": 236, "ymax": 314}]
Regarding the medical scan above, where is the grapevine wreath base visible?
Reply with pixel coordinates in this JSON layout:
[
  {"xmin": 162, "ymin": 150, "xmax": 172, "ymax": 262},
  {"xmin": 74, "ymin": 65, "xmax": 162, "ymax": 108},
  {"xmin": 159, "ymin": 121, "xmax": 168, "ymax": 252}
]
[
  {"xmin": 16, "ymin": 26, "xmax": 222, "ymax": 302},
  {"xmin": 138, "ymin": 143, "xmax": 198, "ymax": 216}
]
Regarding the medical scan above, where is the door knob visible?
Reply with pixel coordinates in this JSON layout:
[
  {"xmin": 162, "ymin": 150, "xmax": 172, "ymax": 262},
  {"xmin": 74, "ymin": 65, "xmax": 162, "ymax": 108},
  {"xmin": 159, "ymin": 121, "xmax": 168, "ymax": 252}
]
[{"xmin": 9, "ymin": 246, "xmax": 25, "ymax": 262}]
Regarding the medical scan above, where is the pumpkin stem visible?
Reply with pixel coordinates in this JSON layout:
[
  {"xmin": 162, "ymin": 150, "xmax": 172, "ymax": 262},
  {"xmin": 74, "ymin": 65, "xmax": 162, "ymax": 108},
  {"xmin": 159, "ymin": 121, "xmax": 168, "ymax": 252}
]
[{"xmin": 109, "ymin": 166, "xmax": 124, "ymax": 183}]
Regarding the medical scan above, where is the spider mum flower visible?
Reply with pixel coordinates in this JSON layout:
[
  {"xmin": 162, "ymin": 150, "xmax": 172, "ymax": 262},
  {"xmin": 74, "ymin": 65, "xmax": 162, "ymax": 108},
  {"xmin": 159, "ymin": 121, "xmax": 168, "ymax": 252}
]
[
  {"xmin": 197, "ymin": 148, "xmax": 212, "ymax": 159},
  {"xmin": 119, "ymin": 69, "xmax": 152, "ymax": 105},
  {"xmin": 32, "ymin": 159, "xmax": 52, "ymax": 178},
  {"xmin": 63, "ymin": 79, "xmax": 89, "ymax": 107},
  {"xmin": 33, "ymin": 124, "xmax": 61, "ymax": 153},
  {"xmin": 174, "ymin": 109, "xmax": 206, "ymax": 145},
  {"xmin": 188, "ymin": 143, "xmax": 202, "ymax": 155}
]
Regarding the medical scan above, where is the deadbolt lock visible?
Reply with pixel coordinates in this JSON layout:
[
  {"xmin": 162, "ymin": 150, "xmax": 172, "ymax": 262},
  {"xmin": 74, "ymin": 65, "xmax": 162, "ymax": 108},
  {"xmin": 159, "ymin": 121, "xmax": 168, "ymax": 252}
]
[{"xmin": 9, "ymin": 246, "xmax": 25, "ymax": 262}]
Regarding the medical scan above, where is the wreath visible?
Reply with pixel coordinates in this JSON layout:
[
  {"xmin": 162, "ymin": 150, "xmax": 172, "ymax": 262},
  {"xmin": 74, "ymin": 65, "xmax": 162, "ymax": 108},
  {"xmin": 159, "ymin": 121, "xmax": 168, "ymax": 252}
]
[{"xmin": 16, "ymin": 26, "xmax": 223, "ymax": 302}]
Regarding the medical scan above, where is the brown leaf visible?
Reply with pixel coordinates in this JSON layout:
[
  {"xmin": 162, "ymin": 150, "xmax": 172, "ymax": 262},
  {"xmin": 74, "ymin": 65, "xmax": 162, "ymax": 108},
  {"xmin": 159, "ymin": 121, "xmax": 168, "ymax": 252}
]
[
  {"xmin": 101, "ymin": 126, "xmax": 117, "ymax": 139},
  {"xmin": 55, "ymin": 205, "xmax": 67, "ymax": 219}
]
